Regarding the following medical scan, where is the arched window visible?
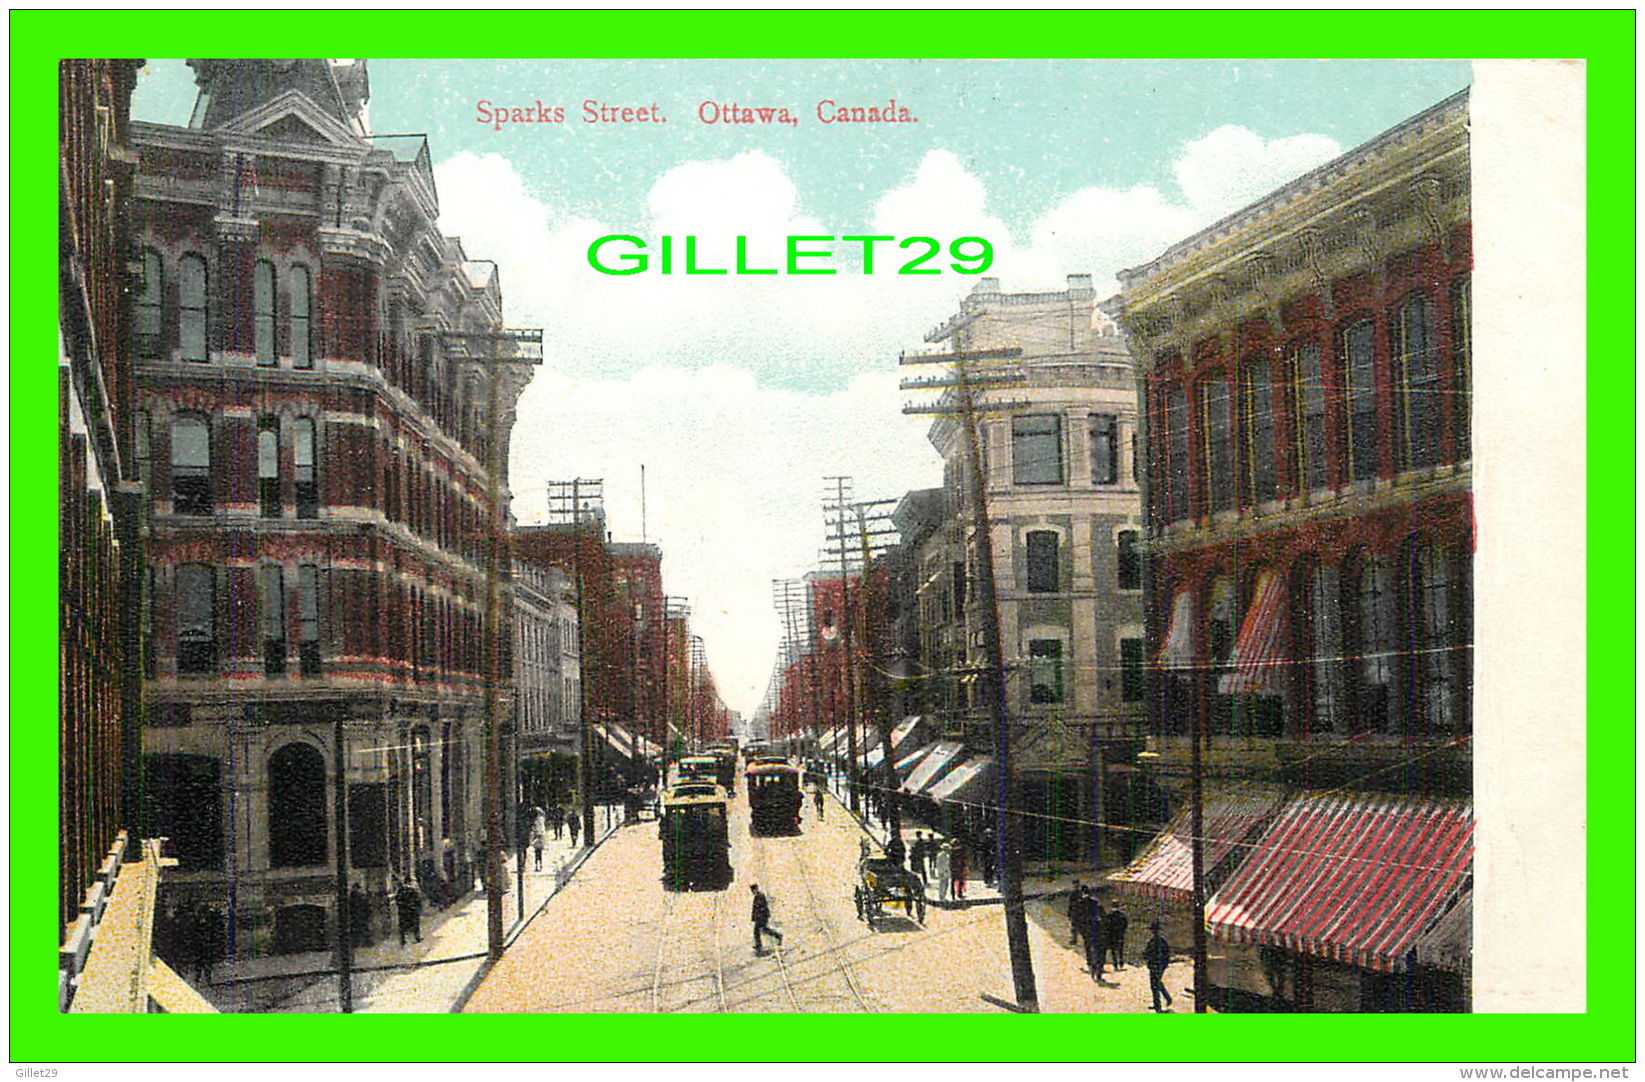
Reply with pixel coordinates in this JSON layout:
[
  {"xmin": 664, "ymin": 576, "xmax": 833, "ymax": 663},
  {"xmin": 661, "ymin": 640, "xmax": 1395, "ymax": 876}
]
[
  {"xmin": 1342, "ymin": 319, "xmax": 1380, "ymax": 481},
  {"xmin": 1165, "ymin": 384, "xmax": 1190, "ymax": 522},
  {"xmin": 1199, "ymin": 377, "xmax": 1233, "ymax": 512},
  {"xmin": 135, "ymin": 249, "xmax": 163, "ymax": 359},
  {"xmin": 178, "ymin": 254, "xmax": 209, "ymax": 362},
  {"xmin": 254, "ymin": 260, "xmax": 277, "ymax": 365},
  {"xmin": 176, "ymin": 563, "xmax": 217, "ymax": 674},
  {"xmin": 293, "ymin": 418, "xmax": 317, "ymax": 519},
  {"xmin": 1288, "ymin": 341, "xmax": 1328, "ymax": 493},
  {"xmin": 1239, "ymin": 359, "xmax": 1277, "ymax": 506},
  {"xmin": 1025, "ymin": 530, "xmax": 1059, "ymax": 593},
  {"xmin": 258, "ymin": 418, "xmax": 280, "ymax": 518},
  {"xmin": 1395, "ymin": 293, "xmax": 1441, "ymax": 470},
  {"xmin": 171, "ymin": 413, "xmax": 212, "ymax": 514},
  {"xmin": 269, "ymin": 742, "xmax": 327, "ymax": 867},
  {"xmin": 290, "ymin": 265, "xmax": 313, "ymax": 368}
]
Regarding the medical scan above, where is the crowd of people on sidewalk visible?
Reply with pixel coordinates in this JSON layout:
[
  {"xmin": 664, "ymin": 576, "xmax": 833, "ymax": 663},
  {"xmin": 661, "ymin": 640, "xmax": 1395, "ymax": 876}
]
[{"xmin": 1066, "ymin": 880, "xmax": 1176, "ymax": 1012}]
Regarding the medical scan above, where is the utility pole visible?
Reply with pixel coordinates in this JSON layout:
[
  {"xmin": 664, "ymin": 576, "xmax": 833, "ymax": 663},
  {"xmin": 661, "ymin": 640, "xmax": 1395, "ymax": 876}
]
[
  {"xmin": 443, "ymin": 325, "xmax": 543, "ymax": 963},
  {"xmin": 903, "ymin": 316, "xmax": 1039, "ymax": 1012},
  {"xmin": 823, "ymin": 477, "xmax": 862, "ymax": 816},
  {"xmin": 548, "ymin": 478, "xmax": 604, "ymax": 850}
]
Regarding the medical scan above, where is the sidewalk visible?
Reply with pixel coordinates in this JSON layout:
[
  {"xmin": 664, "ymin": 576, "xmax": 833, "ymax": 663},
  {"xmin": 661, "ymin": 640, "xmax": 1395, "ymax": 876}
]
[{"xmin": 200, "ymin": 803, "xmax": 629, "ymax": 1013}]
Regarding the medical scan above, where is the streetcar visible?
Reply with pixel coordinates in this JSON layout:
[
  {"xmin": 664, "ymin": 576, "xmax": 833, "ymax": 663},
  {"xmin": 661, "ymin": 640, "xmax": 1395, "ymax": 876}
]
[
  {"xmin": 659, "ymin": 782, "xmax": 733, "ymax": 890},
  {"xmin": 675, "ymin": 755, "xmax": 720, "ymax": 787},
  {"xmin": 744, "ymin": 761, "xmax": 803, "ymax": 835},
  {"xmin": 705, "ymin": 743, "xmax": 739, "ymax": 795}
]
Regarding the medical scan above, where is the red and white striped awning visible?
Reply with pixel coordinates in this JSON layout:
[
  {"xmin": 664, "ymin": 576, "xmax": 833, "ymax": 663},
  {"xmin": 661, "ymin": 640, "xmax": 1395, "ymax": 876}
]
[
  {"xmin": 1413, "ymin": 891, "xmax": 1472, "ymax": 973},
  {"xmin": 1108, "ymin": 786, "xmax": 1287, "ymax": 904},
  {"xmin": 924, "ymin": 756, "xmax": 998, "ymax": 805},
  {"xmin": 1156, "ymin": 588, "xmax": 1196, "ymax": 671},
  {"xmin": 1218, "ymin": 570, "xmax": 1287, "ymax": 696},
  {"xmin": 904, "ymin": 741, "xmax": 966, "ymax": 794},
  {"xmin": 1206, "ymin": 792, "xmax": 1474, "ymax": 973}
]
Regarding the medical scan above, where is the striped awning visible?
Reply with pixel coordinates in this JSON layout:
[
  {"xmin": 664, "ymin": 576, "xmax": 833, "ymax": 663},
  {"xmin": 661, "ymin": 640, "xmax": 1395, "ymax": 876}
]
[
  {"xmin": 924, "ymin": 756, "xmax": 998, "ymax": 805},
  {"xmin": 819, "ymin": 727, "xmax": 841, "ymax": 754},
  {"xmin": 863, "ymin": 742, "xmax": 886, "ymax": 771},
  {"xmin": 891, "ymin": 714, "xmax": 930, "ymax": 752},
  {"xmin": 1218, "ymin": 570, "xmax": 1287, "ymax": 696},
  {"xmin": 1108, "ymin": 786, "xmax": 1287, "ymax": 904},
  {"xmin": 904, "ymin": 741, "xmax": 966, "ymax": 794},
  {"xmin": 1413, "ymin": 891, "xmax": 1471, "ymax": 973},
  {"xmin": 1206, "ymin": 793, "xmax": 1474, "ymax": 974},
  {"xmin": 1156, "ymin": 588, "xmax": 1196, "ymax": 670}
]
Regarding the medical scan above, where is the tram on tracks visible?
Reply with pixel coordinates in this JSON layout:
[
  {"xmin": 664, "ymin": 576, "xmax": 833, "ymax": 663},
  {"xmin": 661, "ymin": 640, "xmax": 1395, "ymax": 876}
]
[
  {"xmin": 745, "ymin": 761, "xmax": 803, "ymax": 835},
  {"xmin": 705, "ymin": 743, "xmax": 739, "ymax": 795},
  {"xmin": 659, "ymin": 781, "xmax": 733, "ymax": 890},
  {"xmin": 675, "ymin": 755, "xmax": 720, "ymax": 786}
]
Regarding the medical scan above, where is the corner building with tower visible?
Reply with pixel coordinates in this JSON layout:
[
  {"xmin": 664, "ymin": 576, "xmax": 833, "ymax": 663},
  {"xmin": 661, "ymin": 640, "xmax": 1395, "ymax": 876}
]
[{"xmin": 132, "ymin": 60, "xmax": 534, "ymax": 956}]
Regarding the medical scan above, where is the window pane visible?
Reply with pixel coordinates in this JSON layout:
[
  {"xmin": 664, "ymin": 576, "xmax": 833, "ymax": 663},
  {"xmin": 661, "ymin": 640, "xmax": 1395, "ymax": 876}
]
[
  {"xmin": 1025, "ymin": 531, "xmax": 1058, "ymax": 593},
  {"xmin": 1397, "ymin": 294, "xmax": 1441, "ymax": 470},
  {"xmin": 1012, "ymin": 414, "xmax": 1064, "ymax": 485},
  {"xmin": 172, "ymin": 417, "xmax": 209, "ymax": 468},
  {"xmin": 1242, "ymin": 361, "xmax": 1276, "ymax": 504},
  {"xmin": 1089, "ymin": 413, "xmax": 1117, "ymax": 485},
  {"xmin": 254, "ymin": 261, "xmax": 276, "ymax": 364},
  {"xmin": 1357, "ymin": 555, "xmax": 1396, "ymax": 732},
  {"xmin": 290, "ymin": 266, "xmax": 312, "ymax": 367},
  {"xmin": 136, "ymin": 250, "xmax": 163, "ymax": 358},
  {"xmin": 258, "ymin": 426, "xmax": 279, "ymax": 478},
  {"xmin": 298, "ymin": 566, "xmax": 319, "ymax": 635},
  {"xmin": 1293, "ymin": 342, "xmax": 1327, "ymax": 492},
  {"xmin": 1120, "ymin": 638, "xmax": 1145, "ymax": 701},
  {"xmin": 1309, "ymin": 565, "xmax": 1344, "ymax": 733},
  {"xmin": 293, "ymin": 419, "xmax": 314, "ymax": 473},
  {"xmin": 179, "ymin": 255, "xmax": 208, "ymax": 362},
  {"xmin": 1344, "ymin": 320, "xmax": 1379, "ymax": 481},
  {"xmin": 1166, "ymin": 387, "xmax": 1190, "ymax": 521},
  {"xmin": 1117, "ymin": 530, "xmax": 1141, "ymax": 590},
  {"xmin": 1028, "ymin": 639, "xmax": 1063, "ymax": 704},
  {"xmin": 1453, "ymin": 278, "xmax": 1471, "ymax": 460},
  {"xmin": 1201, "ymin": 380, "xmax": 1233, "ymax": 512}
]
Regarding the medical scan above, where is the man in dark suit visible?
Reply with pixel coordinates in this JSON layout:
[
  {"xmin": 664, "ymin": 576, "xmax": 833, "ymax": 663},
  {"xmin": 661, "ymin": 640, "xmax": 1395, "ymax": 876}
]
[
  {"xmin": 1143, "ymin": 922, "xmax": 1174, "ymax": 1012},
  {"xmin": 1105, "ymin": 903, "xmax": 1129, "ymax": 970},
  {"xmin": 395, "ymin": 879, "xmax": 423, "ymax": 946},
  {"xmin": 750, "ymin": 884, "xmax": 784, "ymax": 953}
]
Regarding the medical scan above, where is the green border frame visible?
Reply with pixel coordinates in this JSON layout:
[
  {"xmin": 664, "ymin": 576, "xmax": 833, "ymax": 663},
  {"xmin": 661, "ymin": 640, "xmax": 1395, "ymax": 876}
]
[{"xmin": 13, "ymin": 9, "xmax": 1634, "ymax": 1064}]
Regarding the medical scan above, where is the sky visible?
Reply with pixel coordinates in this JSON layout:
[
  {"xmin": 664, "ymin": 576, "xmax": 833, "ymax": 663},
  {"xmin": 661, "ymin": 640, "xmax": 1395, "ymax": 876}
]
[{"xmin": 130, "ymin": 59, "xmax": 1473, "ymax": 719}]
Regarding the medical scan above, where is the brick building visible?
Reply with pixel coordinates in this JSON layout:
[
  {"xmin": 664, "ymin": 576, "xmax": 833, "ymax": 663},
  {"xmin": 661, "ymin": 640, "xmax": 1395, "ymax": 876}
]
[
  {"xmin": 132, "ymin": 60, "xmax": 535, "ymax": 956},
  {"xmin": 1113, "ymin": 91, "xmax": 1473, "ymax": 1010}
]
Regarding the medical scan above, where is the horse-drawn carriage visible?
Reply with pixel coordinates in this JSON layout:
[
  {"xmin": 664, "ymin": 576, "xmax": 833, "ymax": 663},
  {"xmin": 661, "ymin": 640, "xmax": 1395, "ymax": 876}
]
[{"xmin": 853, "ymin": 854, "xmax": 927, "ymax": 926}]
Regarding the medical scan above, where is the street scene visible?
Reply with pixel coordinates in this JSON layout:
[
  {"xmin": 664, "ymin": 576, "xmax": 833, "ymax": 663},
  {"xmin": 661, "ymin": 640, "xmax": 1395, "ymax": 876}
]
[{"xmin": 58, "ymin": 52, "xmax": 1586, "ymax": 1025}]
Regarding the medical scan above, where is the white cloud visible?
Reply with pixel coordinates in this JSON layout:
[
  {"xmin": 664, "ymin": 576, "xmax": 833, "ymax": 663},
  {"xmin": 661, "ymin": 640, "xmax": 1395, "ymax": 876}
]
[
  {"xmin": 1173, "ymin": 125, "xmax": 1343, "ymax": 223},
  {"xmin": 433, "ymin": 123, "xmax": 1342, "ymax": 715}
]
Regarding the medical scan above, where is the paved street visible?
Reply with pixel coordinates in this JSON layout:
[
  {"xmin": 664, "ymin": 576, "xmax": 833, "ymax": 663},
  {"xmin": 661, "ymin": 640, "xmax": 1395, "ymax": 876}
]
[{"xmin": 465, "ymin": 786, "xmax": 1190, "ymax": 1014}]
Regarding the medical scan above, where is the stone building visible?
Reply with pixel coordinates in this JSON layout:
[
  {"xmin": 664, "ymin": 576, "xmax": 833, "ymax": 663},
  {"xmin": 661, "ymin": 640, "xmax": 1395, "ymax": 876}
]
[
  {"xmin": 132, "ymin": 60, "xmax": 535, "ymax": 956},
  {"xmin": 1112, "ymin": 90, "xmax": 1473, "ymax": 1011},
  {"xmin": 900, "ymin": 274, "xmax": 1147, "ymax": 862},
  {"xmin": 511, "ymin": 562, "xmax": 580, "ymax": 809}
]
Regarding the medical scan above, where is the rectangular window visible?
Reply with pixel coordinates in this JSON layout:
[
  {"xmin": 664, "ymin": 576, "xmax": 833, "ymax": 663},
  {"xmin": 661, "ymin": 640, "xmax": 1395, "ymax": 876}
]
[
  {"xmin": 136, "ymin": 250, "xmax": 163, "ymax": 360},
  {"xmin": 1028, "ymin": 639, "xmax": 1064, "ymax": 704},
  {"xmin": 298, "ymin": 565, "xmax": 321, "ymax": 676},
  {"xmin": 1343, "ymin": 320, "xmax": 1380, "ymax": 482},
  {"xmin": 1166, "ymin": 386, "xmax": 1190, "ymax": 522},
  {"xmin": 170, "ymin": 415, "xmax": 212, "ymax": 515},
  {"xmin": 178, "ymin": 255, "xmax": 208, "ymax": 363},
  {"xmin": 1025, "ymin": 531, "xmax": 1059, "ymax": 593},
  {"xmin": 1089, "ymin": 413, "xmax": 1117, "ymax": 485},
  {"xmin": 1240, "ymin": 361, "xmax": 1277, "ymax": 505},
  {"xmin": 1117, "ymin": 530, "xmax": 1141, "ymax": 590},
  {"xmin": 176, "ymin": 565, "xmax": 217, "ymax": 674},
  {"xmin": 294, "ymin": 418, "xmax": 318, "ymax": 519},
  {"xmin": 1396, "ymin": 294, "xmax": 1441, "ymax": 470},
  {"xmin": 1200, "ymin": 379, "xmax": 1234, "ymax": 512},
  {"xmin": 1291, "ymin": 342, "xmax": 1328, "ymax": 493},
  {"xmin": 1120, "ymin": 637, "xmax": 1145, "ymax": 702},
  {"xmin": 1012, "ymin": 414, "xmax": 1064, "ymax": 485},
  {"xmin": 260, "ymin": 565, "xmax": 286, "ymax": 675},
  {"xmin": 258, "ymin": 420, "xmax": 280, "ymax": 518}
]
